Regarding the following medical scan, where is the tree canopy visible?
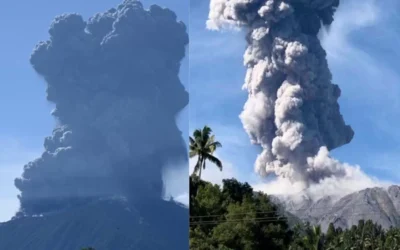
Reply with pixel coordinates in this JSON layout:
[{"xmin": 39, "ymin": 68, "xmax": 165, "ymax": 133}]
[{"xmin": 190, "ymin": 177, "xmax": 400, "ymax": 250}]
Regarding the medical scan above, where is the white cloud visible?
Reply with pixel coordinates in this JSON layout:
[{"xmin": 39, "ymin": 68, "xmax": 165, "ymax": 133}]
[
  {"xmin": 323, "ymin": 0, "xmax": 400, "ymax": 111},
  {"xmin": 321, "ymin": 0, "xmax": 400, "ymax": 177},
  {"xmin": 162, "ymin": 161, "xmax": 189, "ymax": 206},
  {"xmin": 172, "ymin": 192, "xmax": 189, "ymax": 205},
  {"xmin": 322, "ymin": 0, "xmax": 379, "ymax": 53},
  {"xmin": 252, "ymin": 164, "xmax": 392, "ymax": 201}
]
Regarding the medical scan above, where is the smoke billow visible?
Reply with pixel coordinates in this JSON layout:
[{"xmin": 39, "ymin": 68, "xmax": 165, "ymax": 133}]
[
  {"xmin": 207, "ymin": 0, "xmax": 356, "ymax": 190},
  {"xmin": 15, "ymin": 0, "xmax": 188, "ymax": 217}
]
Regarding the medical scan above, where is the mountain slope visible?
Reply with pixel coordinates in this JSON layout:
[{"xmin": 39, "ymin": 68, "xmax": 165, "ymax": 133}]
[
  {"xmin": 0, "ymin": 197, "xmax": 188, "ymax": 250},
  {"xmin": 272, "ymin": 185, "xmax": 400, "ymax": 232}
]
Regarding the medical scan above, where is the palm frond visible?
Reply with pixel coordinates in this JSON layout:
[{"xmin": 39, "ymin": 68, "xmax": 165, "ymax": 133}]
[
  {"xmin": 201, "ymin": 126, "xmax": 212, "ymax": 147},
  {"xmin": 189, "ymin": 150, "xmax": 198, "ymax": 158},
  {"xmin": 207, "ymin": 141, "xmax": 222, "ymax": 152},
  {"xmin": 193, "ymin": 130, "xmax": 204, "ymax": 148},
  {"xmin": 189, "ymin": 136, "xmax": 200, "ymax": 151},
  {"xmin": 207, "ymin": 134, "xmax": 215, "ymax": 142},
  {"xmin": 202, "ymin": 126, "xmax": 212, "ymax": 135},
  {"xmin": 204, "ymin": 153, "xmax": 223, "ymax": 171},
  {"xmin": 205, "ymin": 135, "xmax": 215, "ymax": 146},
  {"xmin": 189, "ymin": 136, "xmax": 195, "ymax": 145},
  {"xmin": 193, "ymin": 129, "xmax": 202, "ymax": 139}
]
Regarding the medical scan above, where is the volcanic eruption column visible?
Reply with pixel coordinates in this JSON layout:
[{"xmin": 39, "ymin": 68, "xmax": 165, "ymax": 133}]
[
  {"xmin": 15, "ymin": 0, "xmax": 188, "ymax": 216},
  {"xmin": 208, "ymin": 0, "xmax": 354, "ymax": 188}
]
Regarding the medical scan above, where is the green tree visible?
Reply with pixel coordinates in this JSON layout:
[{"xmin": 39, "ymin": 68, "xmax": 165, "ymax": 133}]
[
  {"xmin": 189, "ymin": 126, "xmax": 223, "ymax": 179},
  {"xmin": 325, "ymin": 223, "xmax": 337, "ymax": 243},
  {"xmin": 190, "ymin": 227, "xmax": 216, "ymax": 250},
  {"xmin": 303, "ymin": 225, "xmax": 324, "ymax": 250},
  {"xmin": 190, "ymin": 178, "xmax": 293, "ymax": 250},
  {"xmin": 288, "ymin": 223, "xmax": 308, "ymax": 250},
  {"xmin": 221, "ymin": 178, "xmax": 253, "ymax": 204},
  {"xmin": 326, "ymin": 236, "xmax": 344, "ymax": 250},
  {"xmin": 385, "ymin": 228, "xmax": 400, "ymax": 250},
  {"xmin": 211, "ymin": 196, "xmax": 292, "ymax": 250}
]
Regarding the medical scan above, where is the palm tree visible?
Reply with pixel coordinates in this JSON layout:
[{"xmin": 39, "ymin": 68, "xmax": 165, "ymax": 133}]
[
  {"xmin": 386, "ymin": 233, "xmax": 400, "ymax": 250},
  {"xmin": 303, "ymin": 225, "xmax": 324, "ymax": 250},
  {"xmin": 326, "ymin": 236, "xmax": 344, "ymax": 250},
  {"xmin": 189, "ymin": 126, "xmax": 222, "ymax": 179}
]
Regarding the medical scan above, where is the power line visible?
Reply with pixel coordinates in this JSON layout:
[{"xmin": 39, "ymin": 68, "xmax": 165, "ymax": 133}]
[
  {"xmin": 190, "ymin": 210, "xmax": 398, "ymax": 226},
  {"xmin": 190, "ymin": 210, "xmax": 279, "ymax": 219},
  {"xmin": 190, "ymin": 217, "xmax": 288, "ymax": 226},
  {"xmin": 190, "ymin": 200, "xmax": 388, "ymax": 219}
]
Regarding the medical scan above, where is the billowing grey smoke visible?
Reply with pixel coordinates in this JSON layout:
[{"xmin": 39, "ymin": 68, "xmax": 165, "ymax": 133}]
[
  {"xmin": 207, "ymin": 0, "xmax": 354, "ymax": 188},
  {"xmin": 15, "ymin": 0, "xmax": 188, "ymax": 217}
]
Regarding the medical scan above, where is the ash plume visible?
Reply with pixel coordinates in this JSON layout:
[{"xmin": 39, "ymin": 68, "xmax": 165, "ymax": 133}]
[
  {"xmin": 207, "ymin": 0, "xmax": 354, "ymax": 189},
  {"xmin": 15, "ymin": 0, "xmax": 188, "ymax": 217}
]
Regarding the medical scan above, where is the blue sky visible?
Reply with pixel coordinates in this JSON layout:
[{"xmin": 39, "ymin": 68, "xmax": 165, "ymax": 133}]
[
  {"xmin": 0, "ymin": 0, "xmax": 188, "ymax": 222},
  {"xmin": 188, "ymin": 0, "xmax": 400, "ymax": 189},
  {"xmin": 1, "ymin": 0, "xmax": 400, "ymax": 222}
]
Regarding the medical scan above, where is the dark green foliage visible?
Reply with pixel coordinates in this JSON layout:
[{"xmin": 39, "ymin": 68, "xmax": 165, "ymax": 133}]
[
  {"xmin": 190, "ymin": 176, "xmax": 293, "ymax": 250},
  {"xmin": 221, "ymin": 179, "xmax": 253, "ymax": 204},
  {"xmin": 190, "ymin": 177, "xmax": 400, "ymax": 250},
  {"xmin": 289, "ymin": 218, "xmax": 400, "ymax": 249}
]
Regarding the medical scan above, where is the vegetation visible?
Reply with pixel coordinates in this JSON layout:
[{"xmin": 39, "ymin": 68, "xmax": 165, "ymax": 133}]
[
  {"xmin": 189, "ymin": 176, "xmax": 292, "ymax": 249},
  {"xmin": 189, "ymin": 126, "xmax": 223, "ymax": 179},
  {"xmin": 189, "ymin": 176, "xmax": 400, "ymax": 250}
]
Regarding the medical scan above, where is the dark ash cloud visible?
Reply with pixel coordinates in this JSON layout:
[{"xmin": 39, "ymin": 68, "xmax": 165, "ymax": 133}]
[{"xmin": 15, "ymin": 0, "xmax": 188, "ymax": 217}]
